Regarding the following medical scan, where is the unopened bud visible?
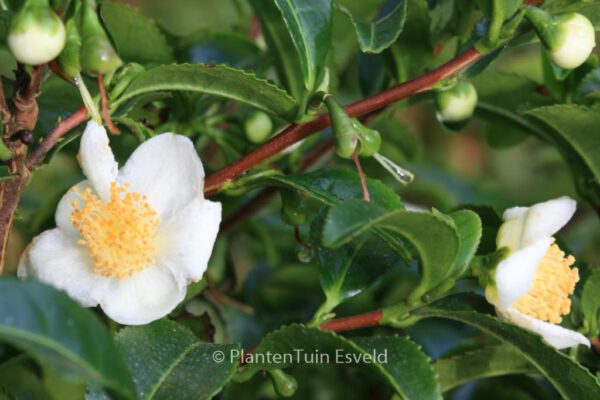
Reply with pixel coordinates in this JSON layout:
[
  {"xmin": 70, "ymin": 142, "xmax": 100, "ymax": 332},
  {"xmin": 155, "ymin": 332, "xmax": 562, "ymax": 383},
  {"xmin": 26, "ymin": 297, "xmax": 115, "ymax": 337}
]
[
  {"xmin": 435, "ymin": 80, "xmax": 478, "ymax": 124},
  {"xmin": 80, "ymin": 0, "xmax": 122, "ymax": 76},
  {"xmin": 526, "ymin": 7, "xmax": 596, "ymax": 70},
  {"xmin": 8, "ymin": 0, "xmax": 66, "ymax": 65}
]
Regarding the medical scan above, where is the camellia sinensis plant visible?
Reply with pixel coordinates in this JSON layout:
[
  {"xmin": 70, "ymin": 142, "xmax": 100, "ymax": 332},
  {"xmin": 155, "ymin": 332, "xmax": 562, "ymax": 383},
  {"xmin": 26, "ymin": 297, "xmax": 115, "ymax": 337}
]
[{"xmin": 0, "ymin": 0, "xmax": 599, "ymax": 399}]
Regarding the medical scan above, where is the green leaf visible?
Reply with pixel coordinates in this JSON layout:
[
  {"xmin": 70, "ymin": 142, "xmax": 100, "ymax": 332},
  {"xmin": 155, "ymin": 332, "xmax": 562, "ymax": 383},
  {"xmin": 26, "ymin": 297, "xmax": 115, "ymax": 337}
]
[
  {"xmin": 416, "ymin": 294, "xmax": 600, "ymax": 399},
  {"xmin": 434, "ymin": 345, "xmax": 535, "ymax": 392},
  {"xmin": 0, "ymin": 278, "xmax": 135, "ymax": 399},
  {"xmin": 525, "ymin": 105, "xmax": 600, "ymax": 207},
  {"xmin": 249, "ymin": 0, "xmax": 304, "ymax": 100},
  {"xmin": 318, "ymin": 200, "xmax": 459, "ymax": 301},
  {"xmin": 100, "ymin": 2, "xmax": 173, "ymax": 64},
  {"xmin": 476, "ymin": 0, "xmax": 521, "ymax": 46},
  {"xmin": 581, "ymin": 269, "xmax": 600, "ymax": 337},
  {"xmin": 321, "ymin": 199, "xmax": 387, "ymax": 248},
  {"xmin": 244, "ymin": 325, "xmax": 442, "ymax": 400},
  {"xmin": 337, "ymin": 0, "xmax": 408, "ymax": 53},
  {"xmin": 385, "ymin": 0, "xmax": 432, "ymax": 81},
  {"xmin": 313, "ymin": 224, "xmax": 401, "ymax": 311},
  {"xmin": 111, "ymin": 64, "xmax": 299, "ymax": 121},
  {"xmin": 114, "ymin": 319, "xmax": 240, "ymax": 400},
  {"xmin": 449, "ymin": 210, "xmax": 482, "ymax": 276},
  {"xmin": 576, "ymin": 68, "xmax": 600, "ymax": 99},
  {"xmin": 274, "ymin": 0, "xmax": 333, "ymax": 90},
  {"xmin": 472, "ymin": 70, "xmax": 554, "ymax": 148},
  {"xmin": 266, "ymin": 169, "xmax": 410, "ymax": 259}
]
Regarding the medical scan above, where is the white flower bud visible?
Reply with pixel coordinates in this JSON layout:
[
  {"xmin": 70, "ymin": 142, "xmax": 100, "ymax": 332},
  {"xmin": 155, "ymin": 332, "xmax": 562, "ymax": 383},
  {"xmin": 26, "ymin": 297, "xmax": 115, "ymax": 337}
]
[
  {"xmin": 8, "ymin": 0, "xmax": 66, "ymax": 65},
  {"xmin": 435, "ymin": 81, "xmax": 478, "ymax": 123},
  {"xmin": 549, "ymin": 13, "xmax": 596, "ymax": 70}
]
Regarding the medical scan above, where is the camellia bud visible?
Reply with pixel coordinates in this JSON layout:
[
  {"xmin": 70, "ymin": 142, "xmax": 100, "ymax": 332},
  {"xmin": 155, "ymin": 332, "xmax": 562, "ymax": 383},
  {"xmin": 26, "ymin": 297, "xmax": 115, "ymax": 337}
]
[
  {"xmin": 525, "ymin": 7, "xmax": 596, "ymax": 70},
  {"xmin": 269, "ymin": 369, "xmax": 297, "ymax": 398},
  {"xmin": 57, "ymin": 16, "xmax": 81, "ymax": 79},
  {"xmin": 244, "ymin": 111, "xmax": 273, "ymax": 144},
  {"xmin": 7, "ymin": 0, "xmax": 66, "ymax": 65},
  {"xmin": 80, "ymin": 0, "xmax": 122, "ymax": 76},
  {"xmin": 355, "ymin": 123, "xmax": 381, "ymax": 158},
  {"xmin": 323, "ymin": 95, "xmax": 359, "ymax": 159},
  {"xmin": 435, "ymin": 80, "xmax": 478, "ymax": 126}
]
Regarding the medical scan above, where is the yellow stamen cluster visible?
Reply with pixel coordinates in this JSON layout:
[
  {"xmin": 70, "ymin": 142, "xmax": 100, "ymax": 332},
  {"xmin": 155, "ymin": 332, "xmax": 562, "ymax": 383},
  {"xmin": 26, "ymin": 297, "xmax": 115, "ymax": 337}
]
[
  {"xmin": 70, "ymin": 182, "xmax": 159, "ymax": 279},
  {"xmin": 513, "ymin": 243, "xmax": 579, "ymax": 323}
]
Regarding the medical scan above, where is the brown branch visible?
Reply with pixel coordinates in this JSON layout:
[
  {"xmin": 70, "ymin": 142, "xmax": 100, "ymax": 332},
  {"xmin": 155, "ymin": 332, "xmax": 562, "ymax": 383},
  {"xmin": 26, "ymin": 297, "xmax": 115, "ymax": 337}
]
[
  {"xmin": 319, "ymin": 309, "xmax": 383, "ymax": 332},
  {"xmin": 26, "ymin": 106, "xmax": 88, "ymax": 169},
  {"xmin": 204, "ymin": 47, "xmax": 482, "ymax": 195},
  {"xmin": 98, "ymin": 74, "xmax": 120, "ymax": 135},
  {"xmin": 220, "ymin": 139, "xmax": 334, "ymax": 233},
  {"xmin": 0, "ymin": 78, "xmax": 10, "ymax": 124}
]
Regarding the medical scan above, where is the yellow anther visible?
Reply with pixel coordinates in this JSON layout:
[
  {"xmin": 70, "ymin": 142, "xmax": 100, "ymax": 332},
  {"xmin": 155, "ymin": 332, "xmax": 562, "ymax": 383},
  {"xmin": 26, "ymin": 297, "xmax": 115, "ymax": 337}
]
[
  {"xmin": 513, "ymin": 243, "xmax": 579, "ymax": 323},
  {"xmin": 70, "ymin": 181, "xmax": 159, "ymax": 279}
]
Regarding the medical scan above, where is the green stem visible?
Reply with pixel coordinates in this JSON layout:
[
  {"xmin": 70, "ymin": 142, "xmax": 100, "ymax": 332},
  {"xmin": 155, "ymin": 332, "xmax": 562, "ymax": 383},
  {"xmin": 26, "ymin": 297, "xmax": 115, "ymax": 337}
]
[{"xmin": 74, "ymin": 74, "xmax": 101, "ymax": 124}]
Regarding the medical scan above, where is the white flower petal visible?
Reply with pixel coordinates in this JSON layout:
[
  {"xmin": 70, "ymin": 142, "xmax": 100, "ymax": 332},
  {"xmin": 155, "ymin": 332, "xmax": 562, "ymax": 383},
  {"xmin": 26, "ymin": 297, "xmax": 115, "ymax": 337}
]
[
  {"xmin": 55, "ymin": 180, "xmax": 94, "ymax": 236},
  {"xmin": 156, "ymin": 198, "xmax": 222, "ymax": 283},
  {"xmin": 117, "ymin": 133, "xmax": 205, "ymax": 219},
  {"xmin": 17, "ymin": 229, "xmax": 108, "ymax": 307},
  {"xmin": 497, "ymin": 196, "xmax": 576, "ymax": 252},
  {"xmin": 494, "ymin": 237, "xmax": 553, "ymax": 309},
  {"xmin": 498, "ymin": 308, "xmax": 590, "ymax": 349},
  {"xmin": 79, "ymin": 121, "xmax": 118, "ymax": 202},
  {"xmin": 99, "ymin": 265, "xmax": 185, "ymax": 325}
]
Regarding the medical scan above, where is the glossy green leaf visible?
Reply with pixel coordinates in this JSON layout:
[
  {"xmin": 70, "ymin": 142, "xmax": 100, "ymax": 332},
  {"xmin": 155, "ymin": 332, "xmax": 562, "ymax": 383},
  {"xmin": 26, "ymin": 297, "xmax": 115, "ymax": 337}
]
[
  {"xmin": 268, "ymin": 168, "xmax": 402, "ymax": 209},
  {"xmin": 101, "ymin": 2, "xmax": 173, "ymax": 64},
  {"xmin": 111, "ymin": 64, "xmax": 299, "ymax": 121},
  {"xmin": 321, "ymin": 199, "xmax": 387, "ymax": 248},
  {"xmin": 319, "ymin": 200, "xmax": 459, "ymax": 301},
  {"xmin": 472, "ymin": 70, "xmax": 554, "ymax": 148},
  {"xmin": 114, "ymin": 319, "xmax": 240, "ymax": 400},
  {"xmin": 337, "ymin": 0, "xmax": 407, "ymax": 53},
  {"xmin": 386, "ymin": 0, "xmax": 432, "ymax": 81},
  {"xmin": 416, "ymin": 294, "xmax": 600, "ymax": 399},
  {"xmin": 249, "ymin": 0, "xmax": 304, "ymax": 100},
  {"xmin": 274, "ymin": 0, "xmax": 333, "ymax": 90},
  {"xmin": 449, "ymin": 210, "xmax": 482, "ymax": 276},
  {"xmin": 244, "ymin": 325, "xmax": 442, "ymax": 400},
  {"xmin": 434, "ymin": 345, "xmax": 535, "ymax": 392},
  {"xmin": 0, "ymin": 278, "xmax": 135, "ymax": 399},
  {"xmin": 581, "ymin": 269, "xmax": 600, "ymax": 337},
  {"xmin": 267, "ymin": 169, "xmax": 410, "ymax": 259},
  {"xmin": 313, "ymin": 217, "xmax": 401, "ymax": 311},
  {"xmin": 576, "ymin": 68, "xmax": 600, "ymax": 99},
  {"xmin": 525, "ymin": 105, "xmax": 600, "ymax": 207}
]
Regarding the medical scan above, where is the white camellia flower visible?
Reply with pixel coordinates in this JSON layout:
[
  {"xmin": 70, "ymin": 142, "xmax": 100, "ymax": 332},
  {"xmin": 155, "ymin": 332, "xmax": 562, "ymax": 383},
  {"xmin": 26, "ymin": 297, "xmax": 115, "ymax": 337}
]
[
  {"xmin": 485, "ymin": 196, "xmax": 590, "ymax": 349},
  {"xmin": 548, "ymin": 13, "xmax": 596, "ymax": 70},
  {"xmin": 19, "ymin": 121, "xmax": 221, "ymax": 325}
]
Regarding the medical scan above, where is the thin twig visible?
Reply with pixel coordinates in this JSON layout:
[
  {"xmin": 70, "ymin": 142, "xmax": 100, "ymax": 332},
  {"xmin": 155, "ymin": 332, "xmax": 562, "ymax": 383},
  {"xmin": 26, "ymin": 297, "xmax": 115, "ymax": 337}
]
[
  {"xmin": 204, "ymin": 47, "xmax": 482, "ymax": 195},
  {"xmin": 98, "ymin": 74, "xmax": 120, "ymax": 135},
  {"xmin": 320, "ymin": 309, "xmax": 384, "ymax": 332},
  {"xmin": 26, "ymin": 106, "xmax": 88, "ymax": 168},
  {"xmin": 352, "ymin": 152, "xmax": 370, "ymax": 202}
]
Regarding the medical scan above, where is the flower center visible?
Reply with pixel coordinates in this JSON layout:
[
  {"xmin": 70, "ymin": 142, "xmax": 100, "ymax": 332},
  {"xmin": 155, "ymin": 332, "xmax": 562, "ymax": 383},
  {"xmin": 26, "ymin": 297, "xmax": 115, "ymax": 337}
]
[
  {"xmin": 70, "ymin": 182, "xmax": 159, "ymax": 279},
  {"xmin": 513, "ymin": 243, "xmax": 579, "ymax": 323}
]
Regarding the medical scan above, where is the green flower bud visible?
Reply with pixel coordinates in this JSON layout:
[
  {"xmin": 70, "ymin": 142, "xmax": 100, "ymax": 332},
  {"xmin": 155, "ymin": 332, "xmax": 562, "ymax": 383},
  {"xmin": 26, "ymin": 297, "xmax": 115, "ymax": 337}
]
[
  {"xmin": 355, "ymin": 122, "xmax": 381, "ymax": 158},
  {"xmin": 8, "ymin": 0, "xmax": 66, "ymax": 65},
  {"xmin": 80, "ymin": 0, "xmax": 122, "ymax": 76},
  {"xmin": 526, "ymin": 8, "xmax": 596, "ymax": 70},
  {"xmin": 435, "ymin": 80, "xmax": 478, "ymax": 124},
  {"xmin": 280, "ymin": 189, "xmax": 307, "ymax": 226},
  {"xmin": 324, "ymin": 95, "xmax": 359, "ymax": 159},
  {"xmin": 244, "ymin": 111, "xmax": 273, "ymax": 144},
  {"xmin": 57, "ymin": 16, "xmax": 81, "ymax": 78},
  {"xmin": 269, "ymin": 369, "xmax": 297, "ymax": 398}
]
